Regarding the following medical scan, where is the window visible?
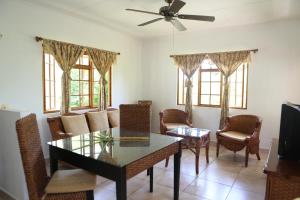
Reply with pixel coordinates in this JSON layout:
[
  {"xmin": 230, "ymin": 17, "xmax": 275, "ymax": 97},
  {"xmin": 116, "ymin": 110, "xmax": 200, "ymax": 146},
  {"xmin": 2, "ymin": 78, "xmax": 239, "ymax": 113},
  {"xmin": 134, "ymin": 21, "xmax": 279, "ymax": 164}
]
[
  {"xmin": 43, "ymin": 52, "xmax": 112, "ymax": 113},
  {"xmin": 177, "ymin": 59, "xmax": 248, "ymax": 109}
]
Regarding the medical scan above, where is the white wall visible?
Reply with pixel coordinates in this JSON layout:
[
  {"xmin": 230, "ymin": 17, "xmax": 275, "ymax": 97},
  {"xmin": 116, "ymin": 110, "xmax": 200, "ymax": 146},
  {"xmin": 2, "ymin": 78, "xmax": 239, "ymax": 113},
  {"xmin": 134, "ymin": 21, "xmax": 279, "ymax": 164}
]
[
  {"xmin": 0, "ymin": 0, "xmax": 143, "ymax": 157},
  {"xmin": 0, "ymin": 110, "xmax": 28, "ymax": 200},
  {"xmin": 141, "ymin": 19, "xmax": 300, "ymax": 149}
]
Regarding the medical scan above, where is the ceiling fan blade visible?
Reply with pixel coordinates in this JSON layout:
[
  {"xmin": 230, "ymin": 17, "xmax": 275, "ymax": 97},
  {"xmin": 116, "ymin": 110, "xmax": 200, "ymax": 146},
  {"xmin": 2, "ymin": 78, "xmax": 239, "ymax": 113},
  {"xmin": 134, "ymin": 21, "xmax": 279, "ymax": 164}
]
[
  {"xmin": 168, "ymin": 0, "xmax": 186, "ymax": 14},
  {"xmin": 138, "ymin": 18, "xmax": 164, "ymax": 26},
  {"xmin": 178, "ymin": 14, "xmax": 215, "ymax": 22},
  {"xmin": 170, "ymin": 19, "xmax": 187, "ymax": 31},
  {"xmin": 125, "ymin": 9, "xmax": 161, "ymax": 16}
]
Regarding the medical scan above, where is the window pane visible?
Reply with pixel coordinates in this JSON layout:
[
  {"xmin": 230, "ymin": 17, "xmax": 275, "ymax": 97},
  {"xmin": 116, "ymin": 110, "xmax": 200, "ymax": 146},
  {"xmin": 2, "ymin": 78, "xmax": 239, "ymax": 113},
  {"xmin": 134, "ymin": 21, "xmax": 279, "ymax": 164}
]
[
  {"xmin": 211, "ymin": 95, "xmax": 220, "ymax": 105},
  {"xmin": 191, "ymin": 72, "xmax": 199, "ymax": 105},
  {"xmin": 201, "ymin": 95, "xmax": 210, "ymax": 104},
  {"xmin": 81, "ymin": 69, "xmax": 89, "ymax": 81},
  {"xmin": 201, "ymin": 72, "xmax": 210, "ymax": 82},
  {"xmin": 45, "ymin": 81, "xmax": 50, "ymax": 97},
  {"xmin": 93, "ymin": 95, "xmax": 99, "ymax": 106},
  {"xmin": 236, "ymin": 95, "xmax": 242, "ymax": 107},
  {"xmin": 211, "ymin": 82, "xmax": 220, "ymax": 95},
  {"xmin": 82, "ymin": 55, "xmax": 89, "ymax": 65},
  {"xmin": 230, "ymin": 72, "xmax": 236, "ymax": 83},
  {"xmin": 94, "ymin": 82, "xmax": 100, "ymax": 96},
  {"xmin": 50, "ymin": 81, "xmax": 55, "ymax": 97},
  {"xmin": 81, "ymin": 96, "xmax": 89, "ymax": 107},
  {"xmin": 45, "ymin": 97, "xmax": 50, "ymax": 110},
  {"xmin": 230, "ymin": 83, "xmax": 236, "ymax": 96},
  {"xmin": 201, "ymin": 82, "xmax": 210, "ymax": 94},
  {"xmin": 71, "ymin": 69, "xmax": 79, "ymax": 80},
  {"xmin": 229, "ymin": 95, "xmax": 235, "ymax": 107},
  {"xmin": 81, "ymin": 81, "xmax": 89, "ymax": 95},
  {"xmin": 211, "ymin": 72, "xmax": 220, "ymax": 81},
  {"xmin": 94, "ymin": 69, "xmax": 100, "ymax": 81},
  {"xmin": 178, "ymin": 69, "xmax": 184, "ymax": 104},
  {"xmin": 70, "ymin": 96, "xmax": 80, "ymax": 107},
  {"xmin": 71, "ymin": 81, "xmax": 79, "ymax": 95},
  {"xmin": 237, "ymin": 67, "xmax": 243, "ymax": 82},
  {"xmin": 236, "ymin": 83, "xmax": 243, "ymax": 95},
  {"xmin": 45, "ymin": 63, "xmax": 49, "ymax": 80},
  {"xmin": 45, "ymin": 54, "xmax": 50, "ymax": 63}
]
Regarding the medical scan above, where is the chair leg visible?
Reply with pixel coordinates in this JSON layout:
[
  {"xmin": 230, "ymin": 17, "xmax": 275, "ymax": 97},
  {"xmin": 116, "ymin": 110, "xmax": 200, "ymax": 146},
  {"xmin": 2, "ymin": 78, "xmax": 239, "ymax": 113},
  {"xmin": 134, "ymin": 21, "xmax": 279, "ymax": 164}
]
[
  {"xmin": 245, "ymin": 147, "xmax": 249, "ymax": 167},
  {"xmin": 216, "ymin": 142, "xmax": 220, "ymax": 158},
  {"xmin": 165, "ymin": 157, "xmax": 169, "ymax": 167},
  {"xmin": 256, "ymin": 152, "xmax": 261, "ymax": 160}
]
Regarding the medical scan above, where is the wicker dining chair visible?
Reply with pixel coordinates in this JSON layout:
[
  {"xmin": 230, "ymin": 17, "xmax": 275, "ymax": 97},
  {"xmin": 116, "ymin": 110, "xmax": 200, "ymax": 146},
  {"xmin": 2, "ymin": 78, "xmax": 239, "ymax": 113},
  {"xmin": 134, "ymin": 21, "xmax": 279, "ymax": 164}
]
[
  {"xmin": 216, "ymin": 115, "xmax": 262, "ymax": 167},
  {"xmin": 16, "ymin": 114, "xmax": 96, "ymax": 200},
  {"xmin": 119, "ymin": 104, "xmax": 151, "ymax": 132}
]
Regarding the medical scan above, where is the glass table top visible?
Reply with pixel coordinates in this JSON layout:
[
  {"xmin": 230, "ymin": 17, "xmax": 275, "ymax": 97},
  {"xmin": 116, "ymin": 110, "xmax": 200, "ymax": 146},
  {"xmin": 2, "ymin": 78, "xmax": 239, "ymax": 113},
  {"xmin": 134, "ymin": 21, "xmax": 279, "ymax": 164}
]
[
  {"xmin": 167, "ymin": 127, "xmax": 210, "ymax": 138},
  {"xmin": 48, "ymin": 128, "xmax": 182, "ymax": 167}
]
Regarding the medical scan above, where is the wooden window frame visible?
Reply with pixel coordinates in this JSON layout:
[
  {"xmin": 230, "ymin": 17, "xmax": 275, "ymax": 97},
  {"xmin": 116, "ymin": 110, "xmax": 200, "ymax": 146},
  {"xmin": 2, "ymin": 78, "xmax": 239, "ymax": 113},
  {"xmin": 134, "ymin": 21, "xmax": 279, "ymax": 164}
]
[
  {"xmin": 43, "ymin": 52, "xmax": 112, "ymax": 113},
  {"xmin": 176, "ymin": 64, "xmax": 248, "ymax": 109}
]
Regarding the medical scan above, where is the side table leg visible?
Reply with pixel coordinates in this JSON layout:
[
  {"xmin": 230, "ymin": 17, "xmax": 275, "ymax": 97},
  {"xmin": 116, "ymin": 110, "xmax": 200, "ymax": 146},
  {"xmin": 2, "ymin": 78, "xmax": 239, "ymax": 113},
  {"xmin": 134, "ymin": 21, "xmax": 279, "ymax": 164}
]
[
  {"xmin": 195, "ymin": 141, "xmax": 200, "ymax": 175},
  {"xmin": 205, "ymin": 143, "xmax": 210, "ymax": 164}
]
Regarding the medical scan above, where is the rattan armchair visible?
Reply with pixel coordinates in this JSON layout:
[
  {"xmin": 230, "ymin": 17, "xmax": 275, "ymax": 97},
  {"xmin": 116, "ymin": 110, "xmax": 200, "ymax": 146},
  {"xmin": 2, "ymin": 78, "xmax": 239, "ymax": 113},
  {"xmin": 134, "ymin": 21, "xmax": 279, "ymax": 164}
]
[
  {"xmin": 159, "ymin": 109, "xmax": 192, "ymax": 167},
  {"xmin": 16, "ymin": 114, "xmax": 96, "ymax": 200},
  {"xmin": 159, "ymin": 109, "xmax": 192, "ymax": 135},
  {"xmin": 216, "ymin": 115, "xmax": 262, "ymax": 167},
  {"xmin": 119, "ymin": 104, "xmax": 151, "ymax": 132}
]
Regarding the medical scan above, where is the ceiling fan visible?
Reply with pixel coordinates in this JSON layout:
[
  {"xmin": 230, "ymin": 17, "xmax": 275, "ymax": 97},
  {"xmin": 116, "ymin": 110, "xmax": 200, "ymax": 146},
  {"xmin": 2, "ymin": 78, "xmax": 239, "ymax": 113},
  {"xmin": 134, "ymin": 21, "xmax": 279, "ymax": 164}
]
[{"xmin": 125, "ymin": 0, "xmax": 215, "ymax": 31}]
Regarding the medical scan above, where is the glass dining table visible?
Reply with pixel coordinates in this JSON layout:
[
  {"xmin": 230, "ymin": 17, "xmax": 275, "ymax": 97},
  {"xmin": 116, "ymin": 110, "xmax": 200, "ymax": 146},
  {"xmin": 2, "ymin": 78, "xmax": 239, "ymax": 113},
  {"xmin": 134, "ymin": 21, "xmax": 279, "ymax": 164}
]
[{"xmin": 48, "ymin": 128, "xmax": 182, "ymax": 200}]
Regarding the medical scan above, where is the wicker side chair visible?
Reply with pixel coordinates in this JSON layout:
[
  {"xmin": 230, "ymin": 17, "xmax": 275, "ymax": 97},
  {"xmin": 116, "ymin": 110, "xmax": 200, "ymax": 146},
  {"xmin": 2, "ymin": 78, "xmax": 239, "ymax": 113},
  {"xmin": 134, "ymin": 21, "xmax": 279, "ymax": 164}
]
[
  {"xmin": 119, "ymin": 104, "xmax": 151, "ymax": 132},
  {"xmin": 16, "ymin": 114, "xmax": 96, "ymax": 200},
  {"xmin": 159, "ymin": 109, "xmax": 192, "ymax": 135},
  {"xmin": 159, "ymin": 109, "xmax": 192, "ymax": 167},
  {"xmin": 216, "ymin": 114, "xmax": 262, "ymax": 167}
]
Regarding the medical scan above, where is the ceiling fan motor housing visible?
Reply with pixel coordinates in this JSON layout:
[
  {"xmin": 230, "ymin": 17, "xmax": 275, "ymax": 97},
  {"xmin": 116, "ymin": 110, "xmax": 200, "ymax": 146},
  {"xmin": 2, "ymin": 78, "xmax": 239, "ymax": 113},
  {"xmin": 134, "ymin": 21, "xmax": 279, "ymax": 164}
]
[{"xmin": 159, "ymin": 6, "xmax": 175, "ymax": 17}]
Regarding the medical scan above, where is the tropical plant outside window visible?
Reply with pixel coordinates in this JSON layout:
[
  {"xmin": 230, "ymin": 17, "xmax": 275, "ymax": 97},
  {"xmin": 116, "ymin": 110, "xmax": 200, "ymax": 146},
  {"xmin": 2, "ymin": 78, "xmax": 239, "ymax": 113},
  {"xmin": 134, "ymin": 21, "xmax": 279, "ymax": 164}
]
[
  {"xmin": 43, "ymin": 52, "xmax": 111, "ymax": 113},
  {"xmin": 177, "ymin": 58, "xmax": 248, "ymax": 109}
]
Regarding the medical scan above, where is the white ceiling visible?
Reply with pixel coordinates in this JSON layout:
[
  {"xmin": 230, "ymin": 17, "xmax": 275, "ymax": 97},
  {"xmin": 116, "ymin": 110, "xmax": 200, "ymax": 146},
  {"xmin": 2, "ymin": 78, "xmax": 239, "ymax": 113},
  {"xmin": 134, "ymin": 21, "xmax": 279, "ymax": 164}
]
[{"xmin": 23, "ymin": 0, "xmax": 300, "ymax": 38}]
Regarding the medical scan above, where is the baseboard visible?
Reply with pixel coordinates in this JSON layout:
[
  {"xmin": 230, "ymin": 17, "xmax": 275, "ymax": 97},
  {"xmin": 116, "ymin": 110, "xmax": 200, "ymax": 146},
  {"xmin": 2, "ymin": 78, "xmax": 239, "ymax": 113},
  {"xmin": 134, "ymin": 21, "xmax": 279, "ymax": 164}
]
[{"xmin": 0, "ymin": 187, "xmax": 16, "ymax": 200}]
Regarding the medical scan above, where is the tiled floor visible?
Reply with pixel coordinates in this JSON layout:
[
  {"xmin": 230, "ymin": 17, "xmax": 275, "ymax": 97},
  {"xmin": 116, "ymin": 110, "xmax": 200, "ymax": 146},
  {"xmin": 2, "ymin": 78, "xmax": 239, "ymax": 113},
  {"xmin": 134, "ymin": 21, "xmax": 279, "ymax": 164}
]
[
  {"xmin": 2, "ymin": 144, "xmax": 268, "ymax": 200},
  {"xmin": 93, "ymin": 144, "xmax": 268, "ymax": 200}
]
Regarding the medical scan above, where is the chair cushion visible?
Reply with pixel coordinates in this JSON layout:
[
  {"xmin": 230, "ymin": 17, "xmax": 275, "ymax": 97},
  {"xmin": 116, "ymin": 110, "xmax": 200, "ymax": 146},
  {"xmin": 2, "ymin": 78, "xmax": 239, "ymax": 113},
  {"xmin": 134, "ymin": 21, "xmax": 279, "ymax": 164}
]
[
  {"xmin": 219, "ymin": 131, "xmax": 250, "ymax": 142},
  {"xmin": 45, "ymin": 169, "xmax": 96, "ymax": 194},
  {"xmin": 165, "ymin": 123, "xmax": 190, "ymax": 130},
  {"xmin": 86, "ymin": 111, "xmax": 110, "ymax": 132},
  {"xmin": 107, "ymin": 110, "xmax": 119, "ymax": 128},
  {"xmin": 61, "ymin": 115, "xmax": 89, "ymax": 135}
]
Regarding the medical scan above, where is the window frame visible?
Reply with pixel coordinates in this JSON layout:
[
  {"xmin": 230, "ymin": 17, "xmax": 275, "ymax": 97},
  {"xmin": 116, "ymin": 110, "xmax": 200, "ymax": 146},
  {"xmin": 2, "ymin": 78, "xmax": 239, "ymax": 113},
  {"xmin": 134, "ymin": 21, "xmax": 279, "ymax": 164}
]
[
  {"xmin": 176, "ymin": 64, "xmax": 248, "ymax": 110},
  {"xmin": 42, "ymin": 52, "xmax": 112, "ymax": 113}
]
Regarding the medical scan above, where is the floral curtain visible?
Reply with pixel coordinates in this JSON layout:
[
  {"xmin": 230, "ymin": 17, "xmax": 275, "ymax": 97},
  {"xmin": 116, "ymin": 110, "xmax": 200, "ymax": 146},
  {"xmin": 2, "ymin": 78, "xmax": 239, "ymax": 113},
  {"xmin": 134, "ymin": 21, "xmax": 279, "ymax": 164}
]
[
  {"xmin": 173, "ymin": 54, "xmax": 207, "ymax": 122},
  {"xmin": 87, "ymin": 48, "xmax": 117, "ymax": 110},
  {"xmin": 208, "ymin": 51, "xmax": 251, "ymax": 128},
  {"xmin": 42, "ymin": 39, "xmax": 84, "ymax": 114}
]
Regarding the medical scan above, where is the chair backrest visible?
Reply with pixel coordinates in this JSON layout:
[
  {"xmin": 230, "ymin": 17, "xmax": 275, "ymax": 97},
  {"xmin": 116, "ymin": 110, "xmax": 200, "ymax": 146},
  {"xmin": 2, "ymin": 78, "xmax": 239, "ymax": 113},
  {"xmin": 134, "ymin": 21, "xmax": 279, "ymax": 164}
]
[
  {"xmin": 16, "ymin": 114, "xmax": 48, "ymax": 200},
  {"xmin": 47, "ymin": 112, "xmax": 80, "ymax": 140},
  {"xmin": 227, "ymin": 115, "xmax": 262, "ymax": 135},
  {"xmin": 159, "ymin": 109, "xmax": 188, "ymax": 124},
  {"xmin": 119, "ymin": 104, "xmax": 151, "ymax": 132}
]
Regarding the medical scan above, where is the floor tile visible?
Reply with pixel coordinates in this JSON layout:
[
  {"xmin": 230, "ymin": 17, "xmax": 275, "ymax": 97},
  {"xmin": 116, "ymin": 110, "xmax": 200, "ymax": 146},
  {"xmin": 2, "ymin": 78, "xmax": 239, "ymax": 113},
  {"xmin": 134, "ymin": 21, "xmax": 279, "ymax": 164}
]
[
  {"xmin": 184, "ymin": 178, "xmax": 231, "ymax": 200},
  {"xmin": 226, "ymin": 188, "xmax": 264, "ymax": 200},
  {"xmin": 233, "ymin": 174, "xmax": 266, "ymax": 195}
]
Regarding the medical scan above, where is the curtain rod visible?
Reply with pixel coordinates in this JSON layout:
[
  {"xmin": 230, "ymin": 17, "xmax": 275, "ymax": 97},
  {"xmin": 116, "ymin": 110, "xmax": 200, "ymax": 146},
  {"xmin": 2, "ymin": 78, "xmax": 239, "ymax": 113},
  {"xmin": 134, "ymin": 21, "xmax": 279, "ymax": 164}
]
[
  {"xmin": 170, "ymin": 48, "xmax": 258, "ymax": 57},
  {"xmin": 35, "ymin": 36, "xmax": 121, "ymax": 55}
]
